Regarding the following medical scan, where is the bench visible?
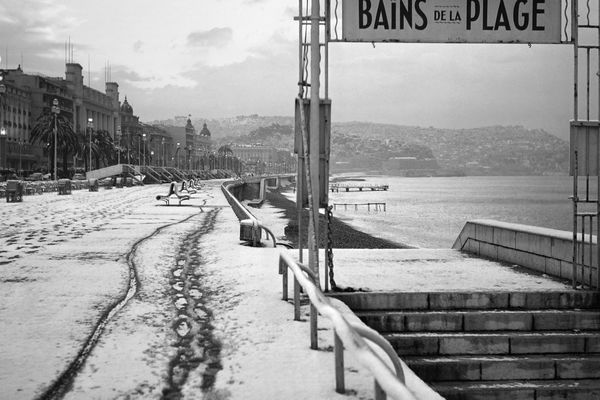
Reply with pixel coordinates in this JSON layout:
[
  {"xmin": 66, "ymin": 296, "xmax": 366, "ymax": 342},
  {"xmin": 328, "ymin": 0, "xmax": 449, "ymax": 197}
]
[
  {"xmin": 180, "ymin": 180, "xmax": 197, "ymax": 194},
  {"xmin": 189, "ymin": 179, "xmax": 203, "ymax": 190},
  {"xmin": 58, "ymin": 179, "xmax": 72, "ymax": 195},
  {"xmin": 156, "ymin": 182, "xmax": 190, "ymax": 205},
  {"xmin": 6, "ymin": 180, "xmax": 23, "ymax": 202}
]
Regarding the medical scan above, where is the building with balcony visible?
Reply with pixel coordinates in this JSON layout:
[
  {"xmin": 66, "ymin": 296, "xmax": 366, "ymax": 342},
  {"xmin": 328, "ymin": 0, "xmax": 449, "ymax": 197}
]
[{"xmin": 0, "ymin": 63, "xmax": 122, "ymax": 173}]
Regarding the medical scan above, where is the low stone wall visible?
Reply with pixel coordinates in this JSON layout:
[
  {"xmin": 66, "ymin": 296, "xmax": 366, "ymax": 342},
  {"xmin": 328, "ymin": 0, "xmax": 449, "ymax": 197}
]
[{"xmin": 452, "ymin": 219, "xmax": 597, "ymax": 284}]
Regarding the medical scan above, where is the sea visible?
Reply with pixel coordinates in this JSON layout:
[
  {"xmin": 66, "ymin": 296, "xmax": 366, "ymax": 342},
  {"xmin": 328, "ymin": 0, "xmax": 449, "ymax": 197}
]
[{"xmin": 328, "ymin": 175, "xmax": 586, "ymax": 249}]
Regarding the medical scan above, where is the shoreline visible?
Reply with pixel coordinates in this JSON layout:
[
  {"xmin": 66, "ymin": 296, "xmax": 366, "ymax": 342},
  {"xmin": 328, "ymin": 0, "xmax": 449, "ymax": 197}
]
[{"xmin": 265, "ymin": 188, "xmax": 411, "ymax": 249}]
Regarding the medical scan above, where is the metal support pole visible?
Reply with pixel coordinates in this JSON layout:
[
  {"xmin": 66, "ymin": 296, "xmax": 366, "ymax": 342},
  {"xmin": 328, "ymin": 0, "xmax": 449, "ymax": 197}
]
[
  {"xmin": 334, "ymin": 332, "xmax": 345, "ymax": 393},
  {"xmin": 309, "ymin": 0, "xmax": 321, "ymax": 351},
  {"xmin": 53, "ymin": 116, "xmax": 57, "ymax": 180}
]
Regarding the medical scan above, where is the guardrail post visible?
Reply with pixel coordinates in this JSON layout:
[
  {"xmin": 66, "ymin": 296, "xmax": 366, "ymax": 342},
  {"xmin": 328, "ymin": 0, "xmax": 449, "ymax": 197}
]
[
  {"xmin": 374, "ymin": 380, "xmax": 386, "ymax": 400},
  {"xmin": 279, "ymin": 256, "xmax": 288, "ymax": 301},
  {"xmin": 283, "ymin": 266, "xmax": 288, "ymax": 301},
  {"xmin": 310, "ymin": 304, "xmax": 318, "ymax": 349},
  {"xmin": 334, "ymin": 332, "xmax": 345, "ymax": 393},
  {"xmin": 294, "ymin": 277, "xmax": 301, "ymax": 320}
]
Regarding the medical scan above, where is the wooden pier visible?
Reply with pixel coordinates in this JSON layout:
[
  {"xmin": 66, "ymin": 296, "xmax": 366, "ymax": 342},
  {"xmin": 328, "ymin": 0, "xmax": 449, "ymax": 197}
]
[
  {"xmin": 333, "ymin": 202, "xmax": 386, "ymax": 212},
  {"xmin": 330, "ymin": 183, "xmax": 389, "ymax": 192}
]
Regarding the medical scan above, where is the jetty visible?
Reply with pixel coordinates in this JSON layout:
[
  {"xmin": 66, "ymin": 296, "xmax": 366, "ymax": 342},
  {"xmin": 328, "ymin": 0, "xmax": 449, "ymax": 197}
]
[
  {"xmin": 333, "ymin": 202, "xmax": 386, "ymax": 212},
  {"xmin": 329, "ymin": 183, "xmax": 389, "ymax": 192}
]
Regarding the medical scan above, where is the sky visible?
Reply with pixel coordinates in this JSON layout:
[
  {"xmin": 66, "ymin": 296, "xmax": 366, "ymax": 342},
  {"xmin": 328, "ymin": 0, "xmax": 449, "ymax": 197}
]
[{"xmin": 0, "ymin": 0, "xmax": 587, "ymax": 140}]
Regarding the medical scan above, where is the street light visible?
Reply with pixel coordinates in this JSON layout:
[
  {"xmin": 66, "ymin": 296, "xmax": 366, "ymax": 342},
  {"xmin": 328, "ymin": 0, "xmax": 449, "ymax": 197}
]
[
  {"xmin": 161, "ymin": 137, "xmax": 165, "ymax": 167},
  {"xmin": 150, "ymin": 150, "xmax": 154, "ymax": 167},
  {"xmin": 51, "ymin": 99, "xmax": 60, "ymax": 180},
  {"xmin": 176, "ymin": 142, "xmax": 180, "ymax": 169},
  {"xmin": 116, "ymin": 126, "xmax": 121, "ymax": 165},
  {"xmin": 87, "ymin": 117, "xmax": 94, "ymax": 172},
  {"xmin": 142, "ymin": 133, "xmax": 147, "ymax": 167},
  {"xmin": 18, "ymin": 140, "xmax": 22, "ymax": 174},
  {"xmin": 0, "ymin": 127, "xmax": 6, "ymax": 170}
]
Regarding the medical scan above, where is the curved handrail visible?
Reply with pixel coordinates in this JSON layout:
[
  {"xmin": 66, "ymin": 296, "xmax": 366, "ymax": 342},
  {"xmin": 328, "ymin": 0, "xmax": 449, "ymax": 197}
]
[{"xmin": 279, "ymin": 251, "xmax": 417, "ymax": 400}]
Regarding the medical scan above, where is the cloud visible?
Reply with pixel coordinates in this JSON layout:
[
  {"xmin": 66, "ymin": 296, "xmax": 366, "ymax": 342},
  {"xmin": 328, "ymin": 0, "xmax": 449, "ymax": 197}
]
[{"xmin": 187, "ymin": 27, "xmax": 233, "ymax": 48}]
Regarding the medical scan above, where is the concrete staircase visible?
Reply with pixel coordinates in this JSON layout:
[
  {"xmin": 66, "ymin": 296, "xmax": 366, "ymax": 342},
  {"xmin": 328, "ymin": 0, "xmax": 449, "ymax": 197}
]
[{"xmin": 332, "ymin": 291, "xmax": 600, "ymax": 399}]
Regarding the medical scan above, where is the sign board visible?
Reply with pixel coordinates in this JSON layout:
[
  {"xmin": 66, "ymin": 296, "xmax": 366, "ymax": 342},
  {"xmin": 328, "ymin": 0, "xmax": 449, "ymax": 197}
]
[
  {"xmin": 341, "ymin": 0, "xmax": 562, "ymax": 43},
  {"xmin": 570, "ymin": 121, "xmax": 600, "ymax": 177}
]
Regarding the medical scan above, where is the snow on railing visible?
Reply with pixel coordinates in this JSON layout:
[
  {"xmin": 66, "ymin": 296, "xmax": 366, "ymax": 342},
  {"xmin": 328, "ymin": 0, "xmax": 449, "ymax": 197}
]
[
  {"xmin": 222, "ymin": 180, "xmax": 279, "ymax": 246},
  {"xmin": 278, "ymin": 250, "xmax": 418, "ymax": 400}
]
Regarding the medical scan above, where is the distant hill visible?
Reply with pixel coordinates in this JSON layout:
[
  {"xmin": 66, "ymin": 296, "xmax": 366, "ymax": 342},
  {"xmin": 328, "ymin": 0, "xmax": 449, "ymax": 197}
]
[
  {"xmin": 334, "ymin": 123, "xmax": 569, "ymax": 176},
  {"xmin": 148, "ymin": 115, "xmax": 569, "ymax": 176}
]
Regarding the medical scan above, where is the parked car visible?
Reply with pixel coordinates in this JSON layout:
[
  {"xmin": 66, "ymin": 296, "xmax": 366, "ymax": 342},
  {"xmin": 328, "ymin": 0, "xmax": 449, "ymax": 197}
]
[{"xmin": 72, "ymin": 173, "xmax": 87, "ymax": 180}]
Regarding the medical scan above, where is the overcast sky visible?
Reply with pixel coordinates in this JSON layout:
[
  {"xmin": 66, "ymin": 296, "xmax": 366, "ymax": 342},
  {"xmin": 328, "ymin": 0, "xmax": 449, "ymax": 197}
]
[{"xmin": 0, "ymin": 0, "xmax": 582, "ymax": 140}]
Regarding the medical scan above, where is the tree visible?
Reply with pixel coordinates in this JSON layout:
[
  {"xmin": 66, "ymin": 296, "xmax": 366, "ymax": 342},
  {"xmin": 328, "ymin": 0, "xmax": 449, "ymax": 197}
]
[
  {"xmin": 30, "ymin": 111, "xmax": 78, "ymax": 178},
  {"xmin": 93, "ymin": 130, "xmax": 116, "ymax": 168}
]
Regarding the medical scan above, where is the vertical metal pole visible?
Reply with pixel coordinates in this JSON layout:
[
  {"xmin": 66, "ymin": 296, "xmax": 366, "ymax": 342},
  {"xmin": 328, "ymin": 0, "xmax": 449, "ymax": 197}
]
[
  {"xmin": 574, "ymin": 152, "xmax": 579, "ymax": 289},
  {"xmin": 325, "ymin": 0, "xmax": 330, "ymax": 100},
  {"xmin": 590, "ymin": 0, "xmax": 600, "ymax": 290},
  {"xmin": 573, "ymin": 0, "xmax": 579, "ymax": 122},
  {"xmin": 589, "ymin": 215, "xmax": 593, "ymax": 286},
  {"xmin": 308, "ymin": 0, "xmax": 321, "ymax": 351},
  {"xmin": 282, "ymin": 266, "xmax": 288, "ymax": 301},
  {"xmin": 296, "ymin": 150, "xmax": 303, "ymax": 321},
  {"xmin": 54, "ymin": 116, "xmax": 58, "ymax": 180},
  {"xmin": 572, "ymin": 0, "xmax": 579, "ymax": 289},
  {"xmin": 334, "ymin": 332, "xmax": 345, "ymax": 393}
]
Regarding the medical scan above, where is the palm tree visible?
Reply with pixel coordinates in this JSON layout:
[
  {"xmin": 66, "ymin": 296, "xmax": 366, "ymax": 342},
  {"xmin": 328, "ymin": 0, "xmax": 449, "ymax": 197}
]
[
  {"xmin": 30, "ymin": 111, "xmax": 78, "ymax": 178},
  {"xmin": 94, "ymin": 130, "xmax": 116, "ymax": 168}
]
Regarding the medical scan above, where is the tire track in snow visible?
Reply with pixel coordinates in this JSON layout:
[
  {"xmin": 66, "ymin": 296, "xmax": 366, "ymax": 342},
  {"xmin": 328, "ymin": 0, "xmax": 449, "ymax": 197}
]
[{"xmin": 37, "ymin": 212, "xmax": 201, "ymax": 400}]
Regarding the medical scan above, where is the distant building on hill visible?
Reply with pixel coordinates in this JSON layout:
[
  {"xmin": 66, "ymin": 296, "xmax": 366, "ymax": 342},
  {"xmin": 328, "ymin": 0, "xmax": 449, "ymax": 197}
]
[{"xmin": 382, "ymin": 157, "xmax": 439, "ymax": 176}]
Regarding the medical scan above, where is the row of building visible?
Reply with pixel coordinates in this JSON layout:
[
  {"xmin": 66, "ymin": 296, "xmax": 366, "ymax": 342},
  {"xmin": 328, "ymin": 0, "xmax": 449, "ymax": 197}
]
[
  {"xmin": 0, "ymin": 61, "xmax": 299, "ymax": 177},
  {"xmin": 0, "ymin": 62, "xmax": 216, "ymax": 175}
]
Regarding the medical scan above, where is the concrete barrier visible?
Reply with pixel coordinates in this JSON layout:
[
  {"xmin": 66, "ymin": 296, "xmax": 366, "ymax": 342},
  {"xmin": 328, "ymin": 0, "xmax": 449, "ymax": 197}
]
[{"xmin": 453, "ymin": 219, "xmax": 597, "ymax": 284}]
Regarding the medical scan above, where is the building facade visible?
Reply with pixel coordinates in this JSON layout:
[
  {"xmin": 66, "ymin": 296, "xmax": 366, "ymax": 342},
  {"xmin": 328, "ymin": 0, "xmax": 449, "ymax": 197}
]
[{"xmin": 0, "ymin": 63, "xmax": 121, "ymax": 174}]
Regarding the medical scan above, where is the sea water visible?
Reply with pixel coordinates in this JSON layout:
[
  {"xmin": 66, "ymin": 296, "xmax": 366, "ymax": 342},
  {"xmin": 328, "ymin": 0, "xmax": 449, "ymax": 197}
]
[{"xmin": 328, "ymin": 175, "xmax": 581, "ymax": 249}]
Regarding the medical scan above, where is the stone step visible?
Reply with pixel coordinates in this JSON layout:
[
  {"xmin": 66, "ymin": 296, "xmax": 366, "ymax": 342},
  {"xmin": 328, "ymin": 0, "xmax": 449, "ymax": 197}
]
[
  {"xmin": 385, "ymin": 332, "xmax": 600, "ymax": 356},
  {"xmin": 431, "ymin": 379, "xmax": 600, "ymax": 400},
  {"xmin": 405, "ymin": 354, "xmax": 600, "ymax": 381},
  {"xmin": 330, "ymin": 291, "xmax": 600, "ymax": 311},
  {"xmin": 358, "ymin": 309, "xmax": 600, "ymax": 333}
]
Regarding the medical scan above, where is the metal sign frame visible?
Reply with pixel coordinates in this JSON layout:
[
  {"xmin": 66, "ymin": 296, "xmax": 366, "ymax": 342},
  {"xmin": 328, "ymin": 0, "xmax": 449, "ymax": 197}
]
[{"xmin": 328, "ymin": 0, "xmax": 574, "ymax": 44}]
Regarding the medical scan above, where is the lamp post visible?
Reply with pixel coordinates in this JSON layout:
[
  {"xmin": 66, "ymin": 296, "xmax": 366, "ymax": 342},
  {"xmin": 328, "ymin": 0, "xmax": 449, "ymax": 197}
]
[
  {"xmin": 18, "ymin": 139, "xmax": 22, "ymax": 174},
  {"xmin": 51, "ymin": 99, "xmax": 60, "ymax": 180},
  {"xmin": 161, "ymin": 138, "xmax": 165, "ymax": 167},
  {"xmin": 116, "ymin": 127, "xmax": 121, "ymax": 165},
  {"xmin": 176, "ymin": 142, "xmax": 180, "ymax": 169},
  {"xmin": 87, "ymin": 117, "xmax": 94, "ymax": 172},
  {"xmin": 142, "ymin": 133, "xmax": 146, "ymax": 167},
  {"xmin": 150, "ymin": 150, "xmax": 154, "ymax": 167},
  {"xmin": 0, "ymin": 127, "xmax": 6, "ymax": 170}
]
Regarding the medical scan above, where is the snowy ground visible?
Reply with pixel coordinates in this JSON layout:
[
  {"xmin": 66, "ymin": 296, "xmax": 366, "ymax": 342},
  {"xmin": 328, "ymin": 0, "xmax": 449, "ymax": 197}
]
[
  {"xmin": 0, "ymin": 182, "xmax": 388, "ymax": 400},
  {"xmin": 0, "ymin": 182, "xmax": 572, "ymax": 400}
]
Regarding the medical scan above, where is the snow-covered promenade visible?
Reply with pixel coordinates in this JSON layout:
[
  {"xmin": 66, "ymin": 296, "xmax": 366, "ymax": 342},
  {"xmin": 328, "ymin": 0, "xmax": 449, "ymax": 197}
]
[
  {"xmin": 0, "ymin": 181, "xmax": 381, "ymax": 400},
  {"xmin": 0, "ymin": 180, "xmax": 574, "ymax": 400}
]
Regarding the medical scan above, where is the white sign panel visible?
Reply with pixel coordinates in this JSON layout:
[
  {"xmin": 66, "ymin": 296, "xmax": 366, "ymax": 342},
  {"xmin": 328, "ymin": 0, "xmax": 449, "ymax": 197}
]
[{"xmin": 341, "ymin": 0, "xmax": 563, "ymax": 43}]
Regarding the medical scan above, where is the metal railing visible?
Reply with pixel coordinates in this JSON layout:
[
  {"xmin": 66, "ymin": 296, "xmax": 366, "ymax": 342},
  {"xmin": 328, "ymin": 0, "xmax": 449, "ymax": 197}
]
[
  {"xmin": 222, "ymin": 180, "xmax": 280, "ymax": 246},
  {"xmin": 278, "ymin": 251, "xmax": 417, "ymax": 400}
]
